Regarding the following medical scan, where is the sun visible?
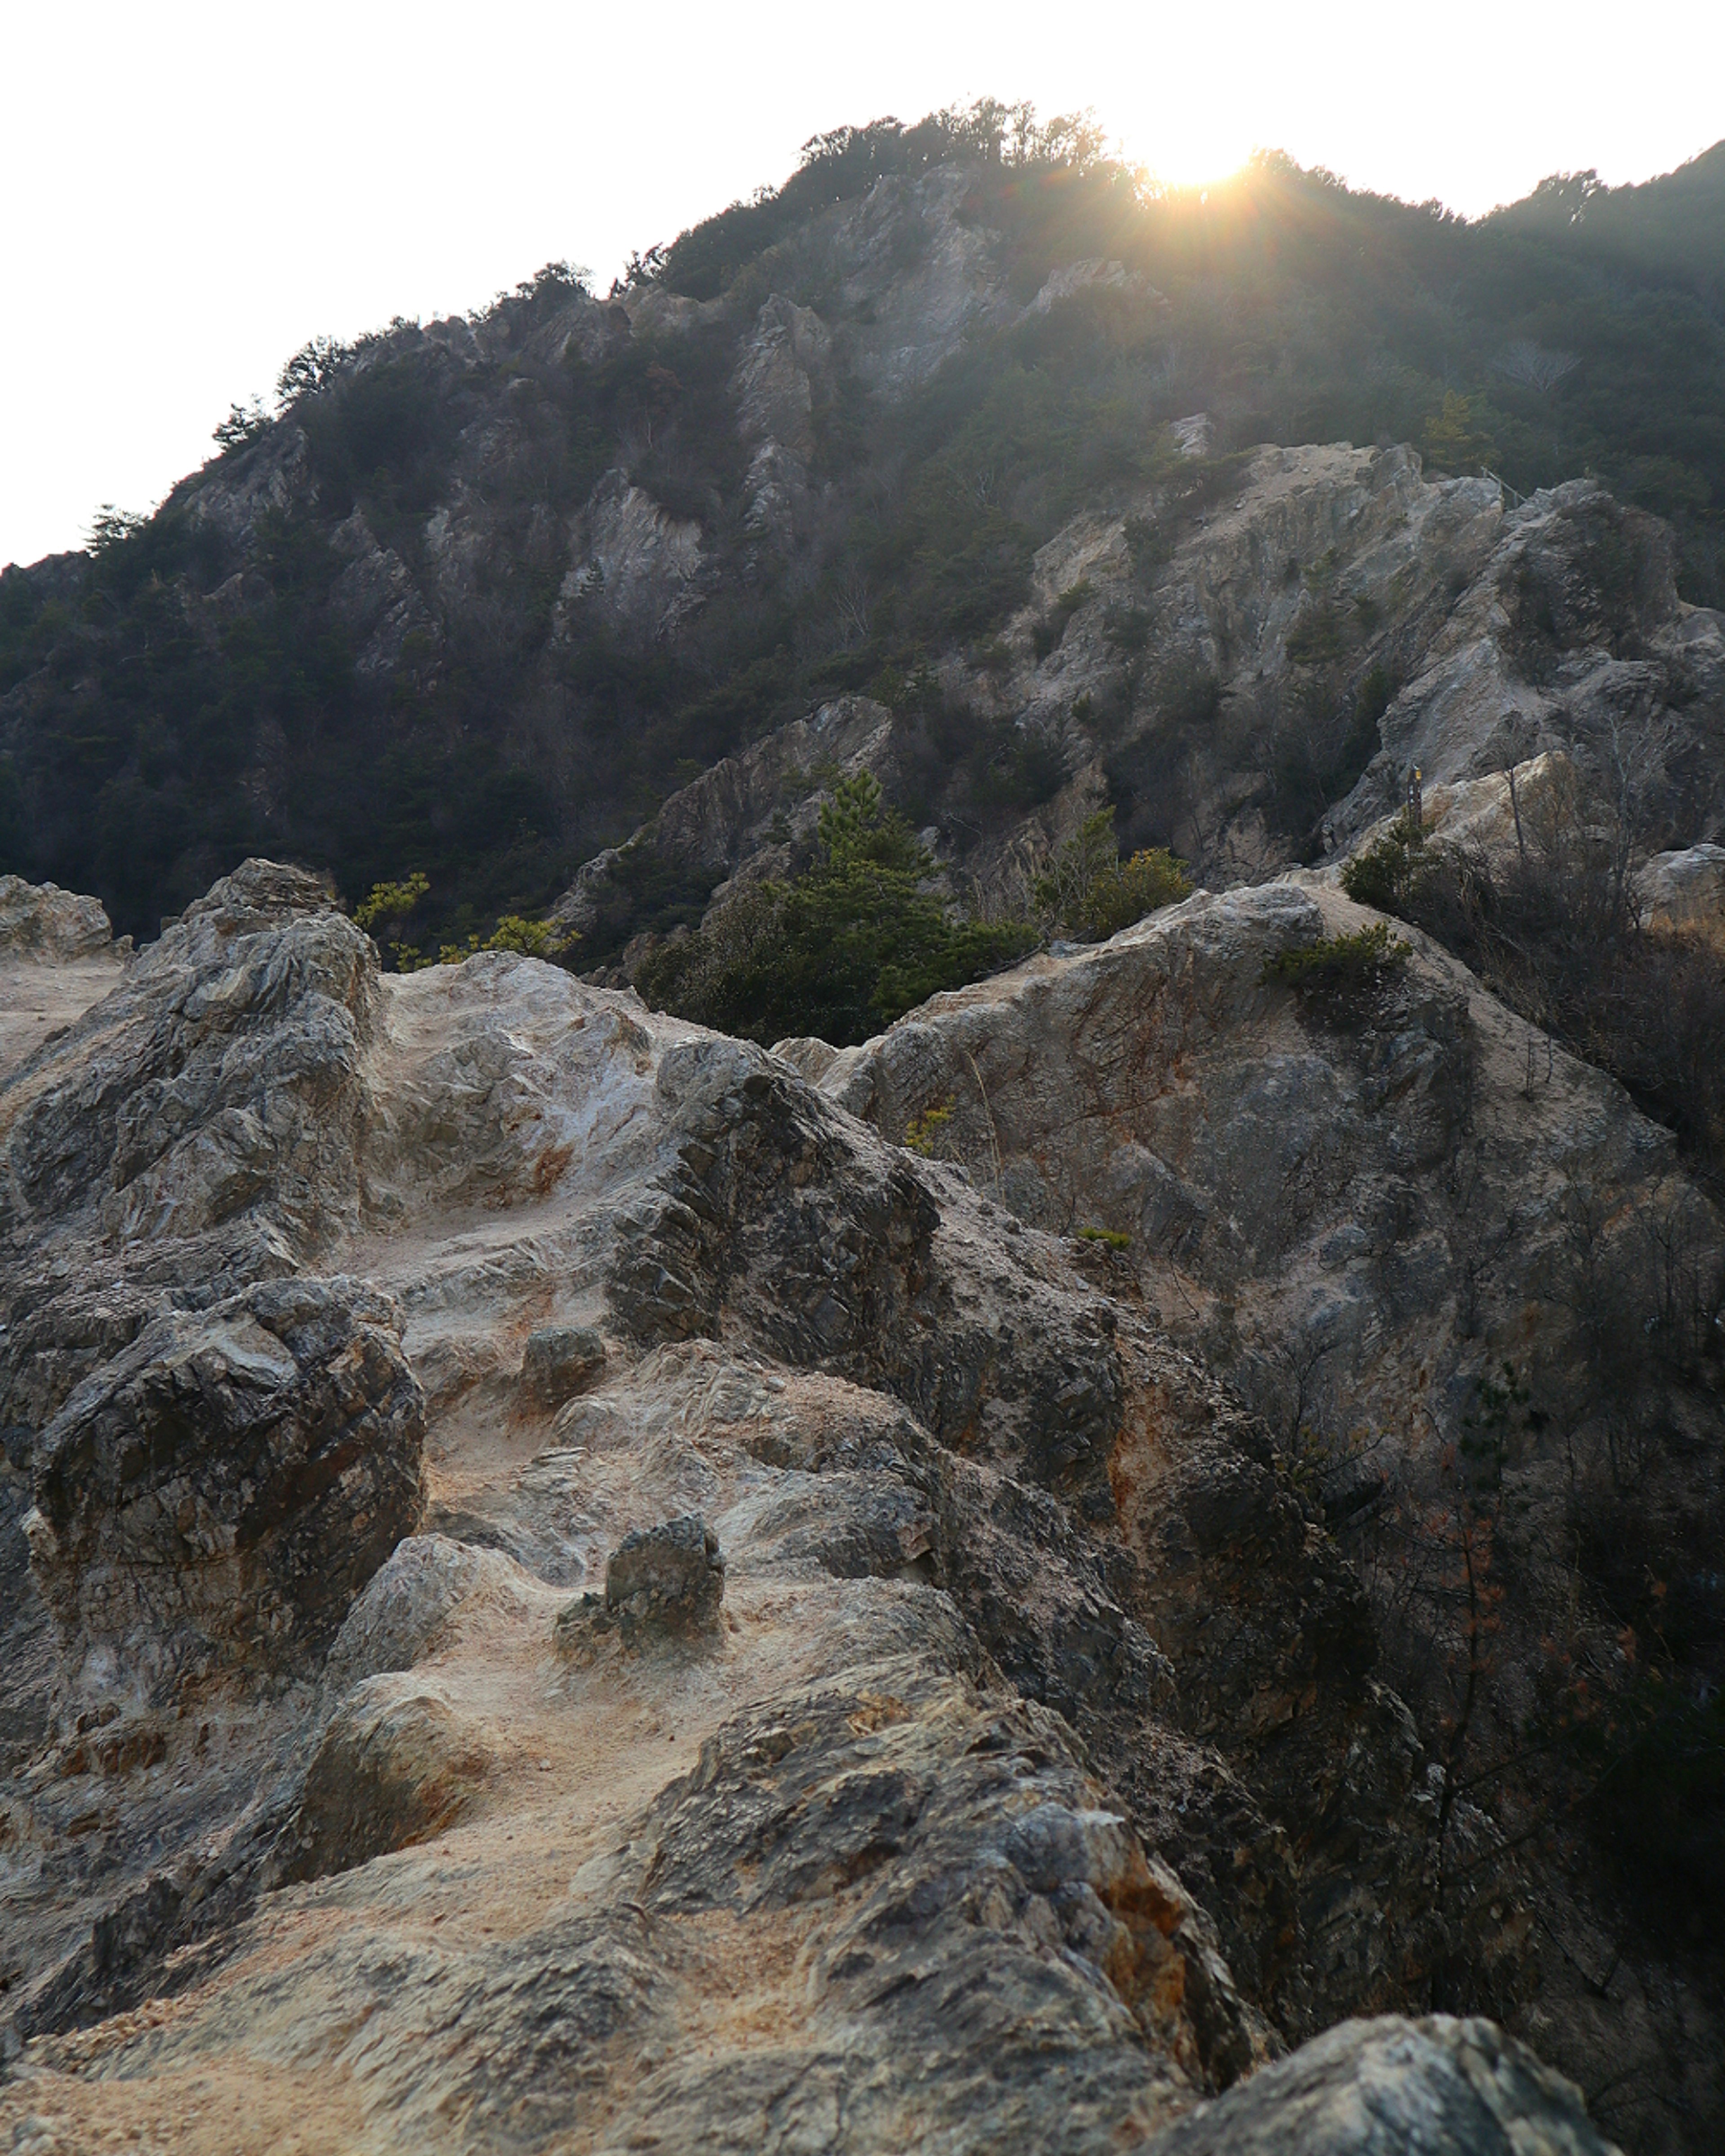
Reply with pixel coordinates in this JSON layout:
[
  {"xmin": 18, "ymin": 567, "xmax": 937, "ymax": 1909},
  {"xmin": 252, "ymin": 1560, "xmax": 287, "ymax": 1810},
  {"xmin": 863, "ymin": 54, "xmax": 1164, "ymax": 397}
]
[{"xmin": 1128, "ymin": 116, "xmax": 1256, "ymax": 192}]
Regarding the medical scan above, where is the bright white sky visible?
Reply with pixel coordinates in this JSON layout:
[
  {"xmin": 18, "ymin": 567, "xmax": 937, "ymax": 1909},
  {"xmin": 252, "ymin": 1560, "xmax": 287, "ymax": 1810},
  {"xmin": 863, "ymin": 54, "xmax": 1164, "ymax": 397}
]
[{"xmin": 3, "ymin": 0, "xmax": 1720, "ymax": 569}]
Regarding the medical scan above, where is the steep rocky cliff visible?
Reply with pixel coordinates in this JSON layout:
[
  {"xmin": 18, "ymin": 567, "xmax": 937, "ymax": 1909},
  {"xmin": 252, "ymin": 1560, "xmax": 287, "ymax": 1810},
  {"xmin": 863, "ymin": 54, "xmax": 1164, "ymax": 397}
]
[
  {"xmin": 0, "ymin": 859, "xmax": 1707, "ymax": 2153},
  {"xmin": 2, "ymin": 108, "xmax": 1722, "ymax": 2155},
  {"xmin": 558, "ymin": 442, "xmax": 1725, "ymax": 972},
  {"xmin": 2, "ymin": 117, "xmax": 1721, "ymax": 950}
]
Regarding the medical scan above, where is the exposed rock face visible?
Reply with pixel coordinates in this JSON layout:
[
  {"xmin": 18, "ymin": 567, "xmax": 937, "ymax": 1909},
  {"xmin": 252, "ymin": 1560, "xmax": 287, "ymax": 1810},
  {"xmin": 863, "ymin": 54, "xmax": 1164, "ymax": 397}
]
[
  {"xmin": 555, "ymin": 467, "xmax": 708, "ymax": 643},
  {"xmin": 0, "ymin": 857, "xmax": 376, "ymax": 1255},
  {"xmin": 0, "ymin": 866, "xmax": 1668, "ymax": 2152},
  {"xmin": 328, "ymin": 510, "xmax": 441, "ymax": 683},
  {"xmin": 0, "ymin": 879, "xmax": 112, "ymax": 962},
  {"xmin": 1155, "ymin": 2014, "xmax": 1620, "ymax": 2156},
  {"xmin": 27, "ymin": 1277, "xmax": 425, "ymax": 1699},
  {"xmin": 554, "ymin": 692, "xmax": 896, "ymax": 939},
  {"xmin": 1635, "ymin": 841, "xmax": 1725, "ymax": 927},
  {"xmin": 818, "ymin": 876, "xmax": 1712, "ymax": 1454},
  {"xmin": 562, "ymin": 443, "xmax": 1725, "ymax": 959},
  {"xmin": 1330, "ymin": 479, "xmax": 1725, "ymax": 853}
]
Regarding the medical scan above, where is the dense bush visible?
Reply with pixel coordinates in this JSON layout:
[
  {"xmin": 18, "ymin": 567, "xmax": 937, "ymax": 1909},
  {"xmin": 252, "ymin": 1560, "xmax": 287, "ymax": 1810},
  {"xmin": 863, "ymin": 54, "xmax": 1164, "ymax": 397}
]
[
  {"xmin": 1261, "ymin": 919, "xmax": 1410, "ymax": 992},
  {"xmin": 635, "ymin": 773, "xmax": 1033, "ymax": 1044},
  {"xmin": 1033, "ymin": 808, "xmax": 1192, "ymax": 940}
]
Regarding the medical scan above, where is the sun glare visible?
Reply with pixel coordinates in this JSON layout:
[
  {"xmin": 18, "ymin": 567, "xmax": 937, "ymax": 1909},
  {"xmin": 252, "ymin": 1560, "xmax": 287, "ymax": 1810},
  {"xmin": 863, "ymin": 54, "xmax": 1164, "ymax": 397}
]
[{"xmin": 1129, "ymin": 118, "xmax": 1257, "ymax": 192}]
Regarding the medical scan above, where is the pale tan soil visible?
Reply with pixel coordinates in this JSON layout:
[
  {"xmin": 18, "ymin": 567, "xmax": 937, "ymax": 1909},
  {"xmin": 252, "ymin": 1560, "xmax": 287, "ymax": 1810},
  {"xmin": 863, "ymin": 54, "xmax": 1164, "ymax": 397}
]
[{"xmin": 0, "ymin": 956, "xmax": 124, "ymax": 1082}]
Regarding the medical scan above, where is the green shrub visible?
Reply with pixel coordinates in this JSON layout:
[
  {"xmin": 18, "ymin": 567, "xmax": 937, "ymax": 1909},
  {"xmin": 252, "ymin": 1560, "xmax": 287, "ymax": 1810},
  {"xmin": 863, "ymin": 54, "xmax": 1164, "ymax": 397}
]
[
  {"xmin": 905, "ymin": 1099, "xmax": 956, "ymax": 1156},
  {"xmin": 1262, "ymin": 919, "xmax": 1411, "ymax": 990},
  {"xmin": 1122, "ymin": 513, "xmax": 1172, "ymax": 583},
  {"xmin": 635, "ymin": 773, "xmax": 1034, "ymax": 1044},
  {"xmin": 1340, "ymin": 815, "xmax": 1429, "ymax": 913},
  {"xmin": 1034, "ymin": 808, "xmax": 1192, "ymax": 941}
]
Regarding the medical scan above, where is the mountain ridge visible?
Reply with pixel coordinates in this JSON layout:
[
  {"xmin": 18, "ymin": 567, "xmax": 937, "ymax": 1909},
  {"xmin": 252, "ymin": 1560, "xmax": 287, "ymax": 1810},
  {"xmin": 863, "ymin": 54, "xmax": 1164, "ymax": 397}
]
[{"xmin": 2, "ymin": 111, "xmax": 1721, "ymax": 951}]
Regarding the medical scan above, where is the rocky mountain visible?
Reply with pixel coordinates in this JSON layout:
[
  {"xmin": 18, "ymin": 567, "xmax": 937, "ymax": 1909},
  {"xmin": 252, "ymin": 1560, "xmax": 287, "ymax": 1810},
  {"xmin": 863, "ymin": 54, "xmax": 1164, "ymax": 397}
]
[
  {"xmin": 0, "ymin": 862, "xmax": 1682, "ymax": 2156},
  {"xmin": 3, "ymin": 103, "xmax": 1725, "ymax": 2156},
  {"xmin": 0, "ymin": 850, "xmax": 1715, "ymax": 2154},
  {"xmin": 558, "ymin": 441, "xmax": 1725, "ymax": 960},
  {"xmin": 1, "ymin": 110, "xmax": 1721, "ymax": 954}
]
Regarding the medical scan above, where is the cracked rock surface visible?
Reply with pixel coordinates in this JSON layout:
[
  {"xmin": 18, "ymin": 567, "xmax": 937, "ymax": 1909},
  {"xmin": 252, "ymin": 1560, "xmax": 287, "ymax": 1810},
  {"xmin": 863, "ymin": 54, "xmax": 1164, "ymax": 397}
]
[{"xmin": 0, "ymin": 863, "xmax": 1637, "ymax": 2152}]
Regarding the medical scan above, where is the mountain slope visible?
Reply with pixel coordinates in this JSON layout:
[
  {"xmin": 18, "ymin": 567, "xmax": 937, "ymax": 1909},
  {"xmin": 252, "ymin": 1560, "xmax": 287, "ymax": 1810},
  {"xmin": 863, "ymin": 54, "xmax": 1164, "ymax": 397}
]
[
  {"xmin": 0, "ymin": 858, "xmax": 1657, "ymax": 2153},
  {"xmin": 1, "ymin": 111, "xmax": 1721, "ymax": 948}
]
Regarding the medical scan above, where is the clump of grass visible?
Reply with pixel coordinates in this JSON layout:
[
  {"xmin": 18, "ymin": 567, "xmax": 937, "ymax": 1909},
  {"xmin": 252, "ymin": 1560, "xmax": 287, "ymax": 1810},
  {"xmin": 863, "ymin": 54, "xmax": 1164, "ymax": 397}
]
[{"xmin": 905, "ymin": 1099, "xmax": 956, "ymax": 1156}]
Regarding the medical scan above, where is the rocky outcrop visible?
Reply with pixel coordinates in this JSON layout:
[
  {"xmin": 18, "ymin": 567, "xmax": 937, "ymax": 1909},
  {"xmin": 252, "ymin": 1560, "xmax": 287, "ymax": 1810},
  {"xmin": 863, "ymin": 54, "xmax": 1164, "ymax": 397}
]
[
  {"xmin": 553, "ymin": 693, "xmax": 896, "ymax": 939},
  {"xmin": 1330, "ymin": 479, "xmax": 1725, "ymax": 853},
  {"xmin": 328, "ymin": 510, "xmax": 441, "ymax": 683},
  {"xmin": 518, "ymin": 1323, "xmax": 606, "ymax": 1407},
  {"xmin": 1635, "ymin": 841, "xmax": 1725, "ymax": 928},
  {"xmin": 27, "ymin": 1276, "xmax": 425, "ymax": 1700},
  {"xmin": 555, "ymin": 468, "xmax": 709, "ymax": 643},
  {"xmin": 562, "ymin": 442, "xmax": 1725, "ymax": 959},
  {"xmin": 0, "ymin": 866, "xmax": 1665, "ymax": 2152},
  {"xmin": 0, "ymin": 879, "xmax": 112, "ymax": 963},
  {"xmin": 275, "ymin": 1671, "xmax": 491, "ymax": 1883},
  {"xmin": 1154, "ymin": 2014, "xmax": 1621, "ymax": 2156},
  {"xmin": 817, "ymin": 875, "xmax": 1715, "ymax": 1454},
  {"xmin": 0, "ymin": 857, "xmax": 376, "ymax": 1256}
]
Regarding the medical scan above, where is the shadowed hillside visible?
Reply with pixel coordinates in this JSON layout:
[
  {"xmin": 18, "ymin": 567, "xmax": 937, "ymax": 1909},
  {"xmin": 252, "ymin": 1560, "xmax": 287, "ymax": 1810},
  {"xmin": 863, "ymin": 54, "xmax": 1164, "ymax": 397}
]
[{"xmin": 0, "ymin": 108, "xmax": 1719, "ymax": 950}]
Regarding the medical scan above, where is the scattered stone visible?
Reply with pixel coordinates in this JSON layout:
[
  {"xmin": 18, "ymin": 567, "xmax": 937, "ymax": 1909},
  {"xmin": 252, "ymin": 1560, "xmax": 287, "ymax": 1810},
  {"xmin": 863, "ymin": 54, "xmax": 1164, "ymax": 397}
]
[{"xmin": 557, "ymin": 1515, "xmax": 725, "ymax": 1656}]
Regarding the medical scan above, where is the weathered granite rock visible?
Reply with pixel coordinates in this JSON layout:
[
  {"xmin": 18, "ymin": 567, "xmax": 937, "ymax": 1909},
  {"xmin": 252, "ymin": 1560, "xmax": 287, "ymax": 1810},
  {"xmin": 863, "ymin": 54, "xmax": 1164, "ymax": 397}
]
[
  {"xmin": 558, "ymin": 1514, "xmax": 725, "ymax": 1653},
  {"xmin": 554, "ymin": 468, "xmax": 708, "ymax": 643},
  {"xmin": 1634, "ymin": 841, "xmax": 1725, "ymax": 928},
  {"xmin": 1148, "ymin": 2013, "xmax": 1621, "ymax": 2155},
  {"xmin": 274, "ymin": 1672, "xmax": 492, "ymax": 1883},
  {"xmin": 0, "ymin": 878, "xmax": 112, "ymax": 962},
  {"xmin": 558, "ymin": 440, "xmax": 1724, "ymax": 965},
  {"xmin": 0, "ymin": 857, "xmax": 377, "ymax": 1253},
  {"xmin": 1330, "ymin": 481, "xmax": 1724, "ymax": 855},
  {"xmin": 518, "ymin": 1323, "xmax": 606, "ymax": 1408},
  {"xmin": 0, "ymin": 867, "xmax": 1663, "ymax": 2152},
  {"xmin": 27, "ymin": 1276, "xmax": 425, "ymax": 1700},
  {"xmin": 323, "ymin": 1532, "xmax": 492, "ymax": 1690},
  {"xmin": 818, "ymin": 876, "xmax": 1716, "ymax": 1460}
]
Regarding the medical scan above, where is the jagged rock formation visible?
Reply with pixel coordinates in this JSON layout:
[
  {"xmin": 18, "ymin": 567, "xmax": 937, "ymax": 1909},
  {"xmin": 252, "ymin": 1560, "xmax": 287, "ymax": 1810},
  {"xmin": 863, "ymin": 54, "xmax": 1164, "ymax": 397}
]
[
  {"xmin": 565, "ymin": 446, "xmax": 1725, "ymax": 969},
  {"xmin": 0, "ymin": 861, "xmax": 1670, "ymax": 2153},
  {"xmin": 6, "ymin": 128, "xmax": 1721, "ymax": 957},
  {"xmin": 28, "ymin": 1277, "xmax": 425, "ymax": 1701},
  {"xmin": 814, "ymin": 875, "xmax": 1710, "ymax": 1446}
]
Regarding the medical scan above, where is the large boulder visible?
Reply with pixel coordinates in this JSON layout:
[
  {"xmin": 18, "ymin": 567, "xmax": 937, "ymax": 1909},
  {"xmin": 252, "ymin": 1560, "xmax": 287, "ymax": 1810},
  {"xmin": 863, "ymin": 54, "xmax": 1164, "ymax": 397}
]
[
  {"xmin": 274, "ymin": 1672, "xmax": 492, "ymax": 1883},
  {"xmin": 0, "ymin": 857, "xmax": 378, "ymax": 1254},
  {"xmin": 0, "ymin": 876, "xmax": 113, "ymax": 961},
  {"xmin": 1149, "ymin": 2013, "xmax": 1621, "ymax": 2156},
  {"xmin": 27, "ymin": 1276, "xmax": 424, "ymax": 1700}
]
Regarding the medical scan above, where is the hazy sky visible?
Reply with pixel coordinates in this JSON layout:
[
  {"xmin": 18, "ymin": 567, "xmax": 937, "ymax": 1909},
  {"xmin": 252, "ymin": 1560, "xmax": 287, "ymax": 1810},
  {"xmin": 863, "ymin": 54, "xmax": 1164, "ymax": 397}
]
[{"xmin": 3, "ymin": 0, "xmax": 1720, "ymax": 570}]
